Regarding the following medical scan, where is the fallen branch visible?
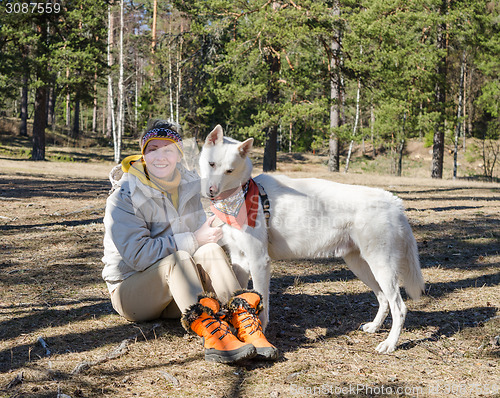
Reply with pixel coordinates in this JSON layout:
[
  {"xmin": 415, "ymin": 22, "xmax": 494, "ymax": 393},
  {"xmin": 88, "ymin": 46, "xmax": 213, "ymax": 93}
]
[
  {"xmin": 57, "ymin": 385, "xmax": 73, "ymax": 398},
  {"xmin": 50, "ymin": 206, "xmax": 105, "ymax": 217},
  {"xmin": 0, "ymin": 215, "xmax": 17, "ymax": 222},
  {"xmin": 37, "ymin": 336, "xmax": 51, "ymax": 356},
  {"xmin": 157, "ymin": 371, "xmax": 180, "ymax": 387},
  {"xmin": 71, "ymin": 338, "xmax": 130, "ymax": 375},
  {"xmin": 63, "ymin": 206, "xmax": 105, "ymax": 216},
  {"xmin": 71, "ymin": 323, "xmax": 161, "ymax": 375},
  {"xmin": 5, "ymin": 372, "xmax": 23, "ymax": 389}
]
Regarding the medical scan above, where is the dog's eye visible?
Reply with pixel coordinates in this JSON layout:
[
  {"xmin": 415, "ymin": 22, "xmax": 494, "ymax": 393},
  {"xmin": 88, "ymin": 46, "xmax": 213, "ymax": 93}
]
[
  {"xmin": 225, "ymin": 169, "xmax": 234, "ymax": 174},
  {"xmin": 209, "ymin": 162, "xmax": 215, "ymax": 168}
]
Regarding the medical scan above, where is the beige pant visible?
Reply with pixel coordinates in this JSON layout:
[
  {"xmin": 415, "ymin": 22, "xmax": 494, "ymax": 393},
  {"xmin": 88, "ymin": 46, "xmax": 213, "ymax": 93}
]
[{"xmin": 111, "ymin": 243, "xmax": 241, "ymax": 322}]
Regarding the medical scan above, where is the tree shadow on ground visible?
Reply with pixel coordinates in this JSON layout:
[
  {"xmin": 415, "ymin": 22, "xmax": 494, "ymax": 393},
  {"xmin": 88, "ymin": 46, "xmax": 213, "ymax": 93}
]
[
  {"xmin": 0, "ymin": 175, "xmax": 109, "ymax": 200},
  {"xmin": 0, "ymin": 216, "xmax": 104, "ymax": 233},
  {"xmin": 0, "ymin": 299, "xmax": 186, "ymax": 373},
  {"xmin": 3, "ymin": 210, "xmax": 497, "ymax": 370},
  {"xmin": 395, "ymin": 185, "xmax": 499, "ymax": 196},
  {"xmin": 413, "ymin": 215, "xmax": 499, "ymax": 270},
  {"xmin": 266, "ymin": 270, "xmax": 499, "ymax": 356},
  {"xmin": 1, "ymin": 172, "xmax": 498, "ymax": 397},
  {"xmin": 1, "ymin": 265, "xmax": 497, "ymax": 395},
  {"xmin": 0, "ymin": 299, "xmax": 111, "ymax": 340}
]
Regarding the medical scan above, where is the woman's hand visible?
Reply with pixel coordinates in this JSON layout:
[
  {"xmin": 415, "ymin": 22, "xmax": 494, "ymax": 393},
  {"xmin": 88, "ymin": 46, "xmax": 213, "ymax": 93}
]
[{"xmin": 194, "ymin": 215, "xmax": 223, "ymax": 246}]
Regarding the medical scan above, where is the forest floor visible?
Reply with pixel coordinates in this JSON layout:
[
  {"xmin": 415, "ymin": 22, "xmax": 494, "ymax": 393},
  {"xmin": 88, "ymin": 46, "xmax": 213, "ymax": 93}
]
[{"xmin": 0, "ymin": 131, "xmax": 499, "ymax": 397}]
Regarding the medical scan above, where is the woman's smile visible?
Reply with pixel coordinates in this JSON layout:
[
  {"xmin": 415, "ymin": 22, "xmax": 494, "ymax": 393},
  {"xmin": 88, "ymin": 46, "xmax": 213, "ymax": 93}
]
[{"xmin": 143, "ymin": 139, "xmax": 182, "ymax": 179}]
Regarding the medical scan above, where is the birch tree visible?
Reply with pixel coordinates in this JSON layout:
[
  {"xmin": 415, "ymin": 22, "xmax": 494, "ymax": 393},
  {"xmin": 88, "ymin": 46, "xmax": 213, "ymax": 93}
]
[
  {"xmin": 344, "ymin": 77, "xmax": 361, "ymax": 173},
  {"xmin": 453, "ymin": 51, "xmax": 466, "ymax": 179},
  {"xmin": 328, "ymin": 1, "xmax": 343, "ymax": 172},
  {"xmin": 115, "ymin": 0, "xmax": 125, "ymax": 163},
  {"xmin": 106, "ymin": 5, "xmax": 115, "ymax": 139}
]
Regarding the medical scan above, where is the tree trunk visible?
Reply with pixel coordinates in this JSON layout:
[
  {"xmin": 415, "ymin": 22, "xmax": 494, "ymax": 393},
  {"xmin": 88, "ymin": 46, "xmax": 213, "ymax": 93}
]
[
  {"xmin": 92, "ymin": 71, "xmax": 98, "ymax": 133},
  {"xmin": 106, "ymin": 5, "xmax": 115, "ymax": 138},
  {"xmin": 465, "ymin": 62, "xmax": 473, "ymax": 152},
  {"xmin": 176, "ymin": 23, "xmax": 183, "ymax": 124},
  {"xmin": 19, "ymin": 66, "xmax": 29, "ymax": 137},
  {"xmin": 418, "ymin": 102, "xmax": 423, "ymax": 140},
  {"xmin": 431, "ymin": 0, "xmax": 448, "ymax": 179},
  {"xmin": 135, "ymin": 63, "xmax": 139, "ymax": 134},
  {"xmin": 453, "ymin": 51, "xmax": 466, "ymax": 180},
  {"xmin": 46, "ymin": 77, "xmax": 56, "ymax": 128},
  {"xmin": 396, "ymin": 139, "xmax": 405, "ymax": 177},
  {"xmin": 65, "ymin": 68, "xmax": 71, "ymax": 128},
  {"xmin": 370, "ymin": 101, "xmax": 376, "ymax": 157},
  {"xmin": 328, "ymin": 1, "xmax": 342, "ymax": 172},
  {"xmin": 50, "ymin": 86, "xmax": 57, "ymax": 130},
  {"xmin": 151, "ymin": 0, "xmax": 157, "ymax": 54},
  {"xmin": 73, "ymin": 97, "xmax": 80, "ymax": 138},
  {"xmin": 32, "ymin": 21, "xmax": 48, "ymax": 160},
  {"xmin": 32, "ymin": 85, "xmax": 47, "ymax": 160},
  {"xmin": 115, "ymin": 0, "xmax": 124, "ymax": 163},
  {"xmin": 395, "ymin": 112, "xmax": 407, "ymax": 177},
  {"xmin": 263, "ymin": 51, "xmax": 280, "ymax": 172},
  {"xmin": 168, "ymin": 18, "xmax": 174, "ymax": 122},
  {"xmin": 345, "ymin": 77, "xmax": 361, "ymax": 173},
  {"xmin": 263, "ymin": 126, "xmax": 278, "ymax": 172},
  {"xmin": 150, "ymin": 0, "xmax": 157, "ymax": 77}
]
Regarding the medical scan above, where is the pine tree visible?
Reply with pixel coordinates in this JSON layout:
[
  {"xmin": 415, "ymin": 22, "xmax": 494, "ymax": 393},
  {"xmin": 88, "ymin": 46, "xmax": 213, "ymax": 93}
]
[
  {"xmin": 31, "ymin": 17, "xmax": 50, "ymax": 160},
  {"xmin": 51, "ymin": 0, "xmax": 108, "ymax": 139}
]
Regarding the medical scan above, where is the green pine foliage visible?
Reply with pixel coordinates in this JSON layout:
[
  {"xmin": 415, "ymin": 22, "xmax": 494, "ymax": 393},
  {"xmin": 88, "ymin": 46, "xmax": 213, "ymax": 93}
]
[{"xmin": 0, "ymin": 0, "xmax": 498, "ymax": 177}]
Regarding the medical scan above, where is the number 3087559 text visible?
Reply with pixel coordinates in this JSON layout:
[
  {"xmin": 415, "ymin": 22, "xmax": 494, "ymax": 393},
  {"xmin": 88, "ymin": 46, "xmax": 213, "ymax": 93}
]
[{"xmin": 6, "ymin": 2, "xmax": 61, "ymax": 14}]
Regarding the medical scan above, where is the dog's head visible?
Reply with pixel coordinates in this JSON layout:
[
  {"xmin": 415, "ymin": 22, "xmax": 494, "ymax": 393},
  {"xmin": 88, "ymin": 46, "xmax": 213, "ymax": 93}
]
[{"xmin": 199, "ymin": 125, "xmax": 254, "ymax": 199}]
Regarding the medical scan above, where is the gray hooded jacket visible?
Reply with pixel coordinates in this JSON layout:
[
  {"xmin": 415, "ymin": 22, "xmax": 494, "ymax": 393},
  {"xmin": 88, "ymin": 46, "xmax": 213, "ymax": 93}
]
[{"xmin": 101, "ymin": 165, "xmax": 206, "ymax": 292}]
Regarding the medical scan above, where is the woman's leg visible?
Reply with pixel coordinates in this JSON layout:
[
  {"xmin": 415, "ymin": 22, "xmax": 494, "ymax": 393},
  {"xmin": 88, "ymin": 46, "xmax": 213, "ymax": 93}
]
[
  {"xmin": 193, "ymin": 243, "xmax": 241, "ymax": 305},
  {"xmin": 111, "ymin": 251, "xmax": 204, "ymax": 321}
]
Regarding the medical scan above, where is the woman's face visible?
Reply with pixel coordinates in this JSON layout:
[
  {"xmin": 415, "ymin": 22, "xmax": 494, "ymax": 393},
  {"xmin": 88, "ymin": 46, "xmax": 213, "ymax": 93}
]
[{"xmin": 143, "ymin": 139, "xmax": 182, "ymax": 180}]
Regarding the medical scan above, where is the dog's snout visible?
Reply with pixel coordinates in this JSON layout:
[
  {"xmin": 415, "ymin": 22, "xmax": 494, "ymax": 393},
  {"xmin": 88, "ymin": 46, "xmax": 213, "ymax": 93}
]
[{"xmin": 209, "ymin": 185, "xmax": 219, "ymax": 197}]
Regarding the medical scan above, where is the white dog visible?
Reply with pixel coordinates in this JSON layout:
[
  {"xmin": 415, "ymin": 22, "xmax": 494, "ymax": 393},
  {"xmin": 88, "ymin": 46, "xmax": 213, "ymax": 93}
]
[{"xmin": 199, "ymin": 125, "xmax": 425, "ymax": 353}]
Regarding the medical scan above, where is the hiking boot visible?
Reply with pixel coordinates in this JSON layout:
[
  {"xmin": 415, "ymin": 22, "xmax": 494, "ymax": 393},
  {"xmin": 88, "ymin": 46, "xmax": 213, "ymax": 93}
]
[
  {"xmin": 181, "ymin": 294, "xmax": 256, "ymax": 363},
  {"xmin": 227, "ymin": 290, "xmax": 279, "ymax": 360}
]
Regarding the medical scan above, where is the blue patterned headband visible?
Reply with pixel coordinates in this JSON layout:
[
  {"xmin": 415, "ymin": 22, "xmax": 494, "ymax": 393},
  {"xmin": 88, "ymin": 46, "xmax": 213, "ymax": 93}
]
[{"xmin": 141, "ymin": 128, "xmax": 184, "ymax": 156}]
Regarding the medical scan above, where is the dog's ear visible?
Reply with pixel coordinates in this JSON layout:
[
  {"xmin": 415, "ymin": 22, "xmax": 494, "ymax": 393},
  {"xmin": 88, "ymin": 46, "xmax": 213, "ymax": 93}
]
[
  {"xmin": 205, "ymin": 125, "xmax": 224, "ymax": 146},
  {"xmin": 237, "ymin": 138, "xmax": 254, "ymax": 158}
]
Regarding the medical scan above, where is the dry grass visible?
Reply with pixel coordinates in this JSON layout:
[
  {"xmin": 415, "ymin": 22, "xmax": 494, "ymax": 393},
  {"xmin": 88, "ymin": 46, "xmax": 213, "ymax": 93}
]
[{"xmin": 0, "ymin": 142, "xmax": 499, "ymax": 398}]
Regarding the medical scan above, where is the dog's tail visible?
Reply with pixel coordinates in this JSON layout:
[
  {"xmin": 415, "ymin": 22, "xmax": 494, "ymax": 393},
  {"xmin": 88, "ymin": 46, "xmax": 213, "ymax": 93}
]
[{"xmin": 401, "ymin": 220, "xmax": 425, "ymax": 300}]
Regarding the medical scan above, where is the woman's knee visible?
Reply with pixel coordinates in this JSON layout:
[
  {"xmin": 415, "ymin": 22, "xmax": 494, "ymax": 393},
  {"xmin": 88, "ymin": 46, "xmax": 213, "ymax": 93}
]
[
  {"xmin": 173, "ymin": 250, "xmax": 194, "ymax": 263},
  {"xmin": 194, "ymin": 243, "xmax": 230, "ymax": 273},
  {"xmin": 157, "ymin": 250, "xmax": 193, "ymax": 268},
  {"xmin": 195, "ymin": 242, "xmax": 226, "ymax": 258}
]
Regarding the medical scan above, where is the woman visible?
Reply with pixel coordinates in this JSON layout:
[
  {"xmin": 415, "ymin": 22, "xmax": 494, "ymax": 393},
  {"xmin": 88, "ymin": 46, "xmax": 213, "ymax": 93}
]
[{"xmin": 102, "ymin": 120, "xmax": 277, "ymax": 363}]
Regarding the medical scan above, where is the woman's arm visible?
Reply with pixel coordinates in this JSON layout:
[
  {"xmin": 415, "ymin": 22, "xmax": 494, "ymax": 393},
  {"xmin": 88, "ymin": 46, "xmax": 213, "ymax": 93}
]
[{"xmin": 104, "ymin": 190, "xmax": 177, "ymax": 271}]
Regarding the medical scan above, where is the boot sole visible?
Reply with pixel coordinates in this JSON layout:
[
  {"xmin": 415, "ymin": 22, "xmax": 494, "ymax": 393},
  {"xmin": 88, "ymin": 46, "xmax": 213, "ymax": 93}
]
[
  {"xmin": 205, "ymin": 344, "xmax": 257, "ymax": 364},
  {"xmin": 255, "ymin": 346, "xmax": 279, "ymax": 361}
]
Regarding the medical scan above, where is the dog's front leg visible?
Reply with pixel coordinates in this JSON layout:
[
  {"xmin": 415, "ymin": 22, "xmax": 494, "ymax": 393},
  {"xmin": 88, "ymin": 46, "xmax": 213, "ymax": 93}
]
[
  {"xmin": 219, "ymin": 226, "xmax": 251, "ymax": 289},
  {"xmin": 223, "ymin": 225, "xmax": 271, "ymax": 329},
  {"xmin": 228, "ymin": 250, "xmax": 251, "ymax": 289},
  {"xmin": 227, "ymin": 239, "xmax": 270, "ymax": 328},
  {"xmin": 247, "ymin": 247, "xmax": 271, "ymax": 330}
]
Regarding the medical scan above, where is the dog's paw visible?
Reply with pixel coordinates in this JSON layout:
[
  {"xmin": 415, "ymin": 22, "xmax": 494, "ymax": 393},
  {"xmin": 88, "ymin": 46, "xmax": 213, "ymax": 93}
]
[
  {"xmin": 375, "ymin": 339, "xmax": 396, "ymax": 354},
  {"xmin": 361, "ymin": 322, "xmax": 380, "ymax": 334}
]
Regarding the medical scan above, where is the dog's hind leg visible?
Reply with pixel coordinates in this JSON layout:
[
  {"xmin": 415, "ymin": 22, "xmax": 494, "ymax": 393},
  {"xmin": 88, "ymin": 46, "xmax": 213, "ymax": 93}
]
[
  {"xmin": 362, "ymin": 254, "xmax": 407, "ymax": 354},
  {"xmin": 343, "ymin": 251, "xmax": 389, "ymax": 334}
]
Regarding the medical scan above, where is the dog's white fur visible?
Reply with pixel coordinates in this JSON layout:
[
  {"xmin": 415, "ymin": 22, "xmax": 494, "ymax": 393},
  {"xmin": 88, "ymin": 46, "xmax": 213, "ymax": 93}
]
[{"xmin": 199, "ymin": 125, "xmax": 425, "ymax": 353}]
